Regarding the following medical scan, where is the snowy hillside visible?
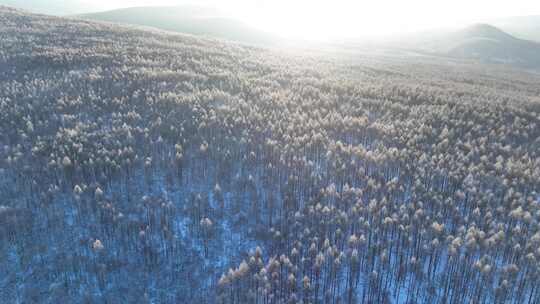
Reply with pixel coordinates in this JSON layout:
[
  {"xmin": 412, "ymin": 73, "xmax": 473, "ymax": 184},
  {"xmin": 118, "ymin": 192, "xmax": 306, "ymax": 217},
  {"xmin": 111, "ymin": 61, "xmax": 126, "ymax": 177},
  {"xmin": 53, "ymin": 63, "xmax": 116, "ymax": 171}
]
[{"xmin": 1, "ymin": 6, "xmax": 540, "ymax": 303}]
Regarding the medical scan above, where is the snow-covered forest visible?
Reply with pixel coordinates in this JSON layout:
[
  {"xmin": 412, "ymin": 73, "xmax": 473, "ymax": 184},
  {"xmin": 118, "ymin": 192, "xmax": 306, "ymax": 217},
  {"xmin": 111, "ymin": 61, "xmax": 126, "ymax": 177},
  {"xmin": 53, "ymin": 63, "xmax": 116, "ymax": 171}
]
[{"xmin": 1, "ymin": 6, "xmax": 540, "ymax": 303}]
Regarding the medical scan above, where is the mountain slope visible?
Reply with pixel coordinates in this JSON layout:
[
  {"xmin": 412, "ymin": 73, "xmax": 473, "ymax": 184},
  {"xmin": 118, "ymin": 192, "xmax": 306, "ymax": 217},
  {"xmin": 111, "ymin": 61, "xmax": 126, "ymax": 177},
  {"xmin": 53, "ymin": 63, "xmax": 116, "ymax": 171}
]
[
  {"xmin": 424, "ymin": 24, "xmax": 540, "ymax": 68},
  {"xmin": 490, "ymin": 15, "xmax": 540, "ymax": 42},
  {"xmin": 76, "ymin": 6, "xmax": 279, "ymax": 46}
]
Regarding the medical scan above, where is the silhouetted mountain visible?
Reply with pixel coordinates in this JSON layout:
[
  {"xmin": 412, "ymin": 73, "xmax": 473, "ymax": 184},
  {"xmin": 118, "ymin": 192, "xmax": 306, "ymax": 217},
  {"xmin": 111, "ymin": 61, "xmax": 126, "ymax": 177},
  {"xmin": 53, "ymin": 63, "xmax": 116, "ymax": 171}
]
[
  {"xmin": 490, "ymin": 16, "xmax": 540, "ymax": 42},
  {"xmin": 76, "ymin": 6, "xmax": 279, "ymax": 46},
  {"xmin": 423, "ymin": 24, "xmax": 540, "ymax": 68},
  {"xmin": 458, "ymin": 24, "xmax": 516, "ymax": 41}
]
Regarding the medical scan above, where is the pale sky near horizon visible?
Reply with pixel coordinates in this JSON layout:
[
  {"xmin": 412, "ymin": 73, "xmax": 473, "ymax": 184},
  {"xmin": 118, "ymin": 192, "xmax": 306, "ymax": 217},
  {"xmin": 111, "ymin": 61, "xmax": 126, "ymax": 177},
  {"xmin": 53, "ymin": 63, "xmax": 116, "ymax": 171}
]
[{"xmin": 3, "ymin": 0, "xmax": 540, "ymax": 40}]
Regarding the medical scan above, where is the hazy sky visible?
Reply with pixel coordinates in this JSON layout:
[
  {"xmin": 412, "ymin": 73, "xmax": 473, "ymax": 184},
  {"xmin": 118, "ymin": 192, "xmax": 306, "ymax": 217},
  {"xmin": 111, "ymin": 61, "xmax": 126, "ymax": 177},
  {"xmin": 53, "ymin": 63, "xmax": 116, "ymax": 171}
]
[{"xmin": 2, "ymin": 0, "xmax": 540, "ymax": 39}]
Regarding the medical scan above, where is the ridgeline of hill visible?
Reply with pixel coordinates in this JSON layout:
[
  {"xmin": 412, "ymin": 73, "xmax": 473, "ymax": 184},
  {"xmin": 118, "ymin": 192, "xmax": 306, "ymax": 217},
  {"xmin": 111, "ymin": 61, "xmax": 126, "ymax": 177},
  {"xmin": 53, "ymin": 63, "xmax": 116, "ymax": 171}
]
[
  {"xmin": 490, "ymin": 15, "xmax": 540, "ymax": 42},
  {"xmin": 447, "ymin": 24, "xmax": 540, "ymax": 67},
  {"xmin": 410, "ymin": 23, "xmax": 540, "ymax": 68},
  {"xmin": 18, "ymin": 4, "xmax": 540, "ymax": 68},
  {"xmin": 76, "ymin": 6, "xmax": 279, "ymax": 46}
]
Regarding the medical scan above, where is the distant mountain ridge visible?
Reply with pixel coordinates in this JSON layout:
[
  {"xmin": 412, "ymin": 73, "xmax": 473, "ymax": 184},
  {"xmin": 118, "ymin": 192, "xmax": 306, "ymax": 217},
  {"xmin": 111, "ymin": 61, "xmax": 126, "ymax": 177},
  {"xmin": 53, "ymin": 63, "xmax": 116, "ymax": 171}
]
[
  {"xmin": 421, "ymin": 24, "xmax": 540, "ymax": 68},
  {"xmin": 490, "ymin": 15, "xmax": 540, "ymax": 42},
  {"xmin": 76, "ymin": 6, "xmax": 279, "ymax": 46},
  {"xmin": 458, "ymin": 24, "xmax": 516, "ymax": 41}
]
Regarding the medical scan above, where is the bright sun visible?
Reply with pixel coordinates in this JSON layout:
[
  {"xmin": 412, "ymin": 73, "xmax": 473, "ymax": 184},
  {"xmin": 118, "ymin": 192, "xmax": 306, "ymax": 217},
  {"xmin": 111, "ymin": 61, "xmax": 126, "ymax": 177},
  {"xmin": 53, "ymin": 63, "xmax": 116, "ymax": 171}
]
[{"xmin": 222, "ymin": 0, "xmax": 540, "ymax": 40}]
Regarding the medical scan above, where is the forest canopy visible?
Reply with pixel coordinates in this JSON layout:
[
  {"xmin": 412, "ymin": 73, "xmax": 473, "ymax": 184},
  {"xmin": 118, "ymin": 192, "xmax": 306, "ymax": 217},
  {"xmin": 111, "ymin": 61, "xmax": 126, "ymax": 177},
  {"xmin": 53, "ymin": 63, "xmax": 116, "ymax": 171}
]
[{"xmin": 0, "ymin": 6, "xmax": 539, "ymax": 304}]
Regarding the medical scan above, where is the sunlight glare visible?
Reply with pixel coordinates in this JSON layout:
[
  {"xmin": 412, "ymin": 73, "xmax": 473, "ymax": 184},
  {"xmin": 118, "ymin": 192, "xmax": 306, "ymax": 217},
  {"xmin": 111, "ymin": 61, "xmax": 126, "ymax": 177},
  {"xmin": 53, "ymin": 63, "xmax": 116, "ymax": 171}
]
[{"xmin": 81, "ymin": 0, "xmax": 540, "ymax": 41}]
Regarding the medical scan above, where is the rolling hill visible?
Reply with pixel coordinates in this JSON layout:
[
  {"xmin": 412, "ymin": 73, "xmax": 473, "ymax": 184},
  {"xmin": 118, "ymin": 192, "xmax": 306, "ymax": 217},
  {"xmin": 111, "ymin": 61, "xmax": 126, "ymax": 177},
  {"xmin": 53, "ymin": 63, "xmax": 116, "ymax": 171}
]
[
  {"xmin": 76, "ymin": 6, "xmax": 279, "ymax": 46},
  {"xmin": 490, "ymin": 15, "xmax": 540, "ymax": 42},
  {"xmin": 421, "ymin": 24, "xmax": 540, "ymax": 68}
]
